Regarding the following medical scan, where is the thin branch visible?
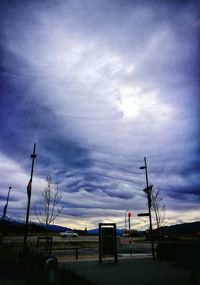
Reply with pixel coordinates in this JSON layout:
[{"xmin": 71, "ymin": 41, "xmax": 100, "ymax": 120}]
[
  {"xmin": 34, "ymin": 174, "xmax": 63, "ymax": 230},
  {"xmin": 151, "ymin": 186, "xmax": 166, "ymax": 229}
]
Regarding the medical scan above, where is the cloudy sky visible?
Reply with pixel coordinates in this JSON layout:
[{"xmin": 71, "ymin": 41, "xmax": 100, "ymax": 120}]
[{"xmin": 0, "ymin": 0, "xmax": 199, "ymax": 230}]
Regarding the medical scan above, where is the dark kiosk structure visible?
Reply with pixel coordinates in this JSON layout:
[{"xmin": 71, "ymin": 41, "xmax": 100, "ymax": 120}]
[{"xmin": 99, "ymin": 223, "xmax": 118, "ymax": 263}]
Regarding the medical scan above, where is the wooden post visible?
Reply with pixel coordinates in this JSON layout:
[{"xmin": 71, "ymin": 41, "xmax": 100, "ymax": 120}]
[{"xmin": 23, "ymin": 143, "xmax": 37, "ymax": 252}]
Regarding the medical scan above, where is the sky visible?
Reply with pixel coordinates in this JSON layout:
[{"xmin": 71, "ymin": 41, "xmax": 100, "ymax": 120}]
[{"xmin": 0, "ymin": 0, "xmax": 199, "ymax": 230}]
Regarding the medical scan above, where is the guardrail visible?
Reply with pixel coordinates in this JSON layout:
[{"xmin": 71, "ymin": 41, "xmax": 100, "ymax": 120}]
[{"xmin": 51, "ymin": 247, "xmax": 98, "ymax": 260}]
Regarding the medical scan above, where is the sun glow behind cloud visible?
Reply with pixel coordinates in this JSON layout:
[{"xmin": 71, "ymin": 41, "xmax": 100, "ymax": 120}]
[
  {"xmin": 121, "ymin": 96, "xmax": 141, "ymax": 118},
  {"xmin": 119, "ymin": 85, "xmax": 173, "ymax": 123}
]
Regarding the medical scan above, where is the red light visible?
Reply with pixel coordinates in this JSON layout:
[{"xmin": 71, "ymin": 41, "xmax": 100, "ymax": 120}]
[{"xmin": 128, "ymin": 211, "xmax": 132, "ymax": 217}]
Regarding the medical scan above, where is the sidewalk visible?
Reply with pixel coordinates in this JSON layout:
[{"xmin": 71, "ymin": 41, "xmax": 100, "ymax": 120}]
[
  {"xmin": 0, "ymin": 280, "xmax": 25, "ymax": 285},
  {"xmin": 60, "ymin": 255, "xmax": 200, "ymax": 285},
  {"xmin": 0, "ymin": 261, "xmax": 25, "ymax": 285},
  {"xmin": 1, "ymin": 254, "xmax": 199, "ymax": 285}
]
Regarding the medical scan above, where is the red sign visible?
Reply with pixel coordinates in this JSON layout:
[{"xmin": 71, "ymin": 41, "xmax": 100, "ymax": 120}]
[{"xmin": 128, "ymin": 211, "xmax": 132, "ymax": 218}]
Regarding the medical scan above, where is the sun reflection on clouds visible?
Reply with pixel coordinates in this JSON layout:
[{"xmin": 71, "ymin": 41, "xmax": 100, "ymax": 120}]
[
  {"xmin": 121, "ymin": 96, "xmax": 141, "ymax": 118},
  {"xmin": 117, "ymin": 85, "xmax": 173, "ymax": 121}
]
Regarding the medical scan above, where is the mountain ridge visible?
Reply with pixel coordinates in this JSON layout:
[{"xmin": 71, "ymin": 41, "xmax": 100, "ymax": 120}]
[{"xmin": 1, "ymin": 218, "xmax": 200, "ymax": 235}]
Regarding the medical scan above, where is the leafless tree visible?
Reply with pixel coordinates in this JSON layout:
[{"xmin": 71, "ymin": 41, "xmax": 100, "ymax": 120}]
[
  {"xmin": 151, "ymin": 187, "xmax": 166, "ymax": 229},
  {"xmin": 35, "ymin": 175, "xmax": 63, "ymax": 231}
]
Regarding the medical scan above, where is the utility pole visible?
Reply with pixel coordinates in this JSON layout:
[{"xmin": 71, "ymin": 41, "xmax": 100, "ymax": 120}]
[
  {"xmin": 23, "ymin": 143, "xmax": 37, "ymax": 252},
  {"xmin": 140, "ymin": 157, "xmax": 155, "ymax": 259},
  {"xmin": 2, "ymin": 186, "xmax": 12, "ymax": 219},
  {"xmin": 128, "ymin": 211, "xmax": 131, "ymax": 234},
  {"xmin": 128, "ymin": 211, "xmax": 132, "ymax": 255},
  {"xmin": 125, "ymin": 210, "xmax": 128, "ymax": 231}
]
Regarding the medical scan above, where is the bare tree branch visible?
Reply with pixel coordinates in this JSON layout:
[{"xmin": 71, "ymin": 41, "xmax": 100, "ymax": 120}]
[
  {"xmin": 151, "ymin": 187, "xmax": 167, "ymax": 229},
  {"xmin": 34, "ymin": 175, "xmax": 63, "ymax": 231}
]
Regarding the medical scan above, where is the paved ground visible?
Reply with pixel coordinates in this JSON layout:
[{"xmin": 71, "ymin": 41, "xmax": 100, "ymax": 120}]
[
  {"xmin": 1, "ymin": 236, "xmax": 199, "ymax": 285},
  {"xmin": 0, "ymin": 280, "xmax": 25, "ymax": 285},
  {"xmin": 61, "ymin": 255, "xmax": 200, "ymax": 285},
  {"xmin": 1, "ymin": 255, "xmax": 200, "ymax": 285}
]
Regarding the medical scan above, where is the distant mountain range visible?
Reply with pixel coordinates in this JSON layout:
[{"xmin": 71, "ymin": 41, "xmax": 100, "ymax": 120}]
[
  {"xmin": 87, "ymin": 228, "xmax": 125, "ymax": 235},
  {"xmin": 159, "ymin": 221, "xmax": 200, "ymax": 235},
  {"xmin": 79, "ymin": 221, "xmax": 200, "ymax": 236},
  {"xmin": 0, "ymin": 217, "xmax": 200, "ymax": 236},
  {"xmin": 0, "ymin": 218, "xmax": 71, "ymax": 234}
]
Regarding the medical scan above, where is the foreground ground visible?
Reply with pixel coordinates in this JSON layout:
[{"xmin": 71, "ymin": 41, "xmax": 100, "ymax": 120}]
[
  {"xmin": 1, "ymin": 255, "xmax": 199, "ymax": 285},
  {"xmin": 61, "ymin": 257, "xmax": 200, "ymax": 285},
  {"xmin": 0, "ymin": 235, "xmax": 200, "ymax": 284}
]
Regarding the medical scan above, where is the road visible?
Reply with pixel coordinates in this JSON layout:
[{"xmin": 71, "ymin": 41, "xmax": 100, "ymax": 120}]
[
  {"xmin": 51, "ymin": 236, "xmax": 153, "ymax": 261},
  {"xmin": 0, "ymin": 235, "xmax": 154, "ymax": 262}
]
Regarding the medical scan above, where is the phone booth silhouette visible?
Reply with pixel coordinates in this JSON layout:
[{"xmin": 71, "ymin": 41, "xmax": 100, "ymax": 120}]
[{"xmin": 99, "ymin": 223, "xmax": 118, "ymax": 263}]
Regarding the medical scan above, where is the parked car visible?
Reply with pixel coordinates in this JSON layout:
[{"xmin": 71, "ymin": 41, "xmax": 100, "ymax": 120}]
[
  {"xmin": 123, "ymin": 230, "xmax": 143, "ymax": 237},
  {"xmin": 60, "ymin": 231, "xmax": 78, "ymax": 238}
]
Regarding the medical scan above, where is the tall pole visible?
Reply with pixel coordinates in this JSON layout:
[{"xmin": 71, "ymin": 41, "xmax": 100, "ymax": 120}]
[
  {"xmin": 128, "ymin": 211, "xmax": 132, "ymax": 255},
  {"xmin": 128, "ymin": 215, "xmax": 131, "ymax": 234},
  {"xmin": 125, "ymin": 210, "xmax": 127, "ymax": 231},
  {"xmin": 144, "ymin": 157, "xmax": 155, "ymax": 259},
  {"xmin": 23, "ymin": 143, "xmax": 37, "ymax": 251},
  {"xmin": 2, "ymin": 186, "xmax": 12, "ymax": 219}
]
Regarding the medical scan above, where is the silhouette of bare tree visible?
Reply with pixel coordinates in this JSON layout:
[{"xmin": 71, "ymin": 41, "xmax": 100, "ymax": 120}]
[
  {"xmin": 34, "ymin": 175, "xmax": 63, "ymax": 231},
  {"xmin": 151, "ymin": 187, "xmax": 166, "ymax": 229}
]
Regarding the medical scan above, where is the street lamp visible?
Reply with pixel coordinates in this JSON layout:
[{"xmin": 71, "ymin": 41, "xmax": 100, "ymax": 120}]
[
  {"xmin": 139, "ymin": 157, "xmax": 155, "ymax": 259},
  {"xmin": 23, "ymin": 143, "xmax": 37, "ymax": 252},
  {"xmin": 2, "ymin": 186, "xmax": 12, "ymax": 219}
]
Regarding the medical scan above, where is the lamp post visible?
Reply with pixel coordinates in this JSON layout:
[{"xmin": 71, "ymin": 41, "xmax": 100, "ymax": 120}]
[
  {"xmin": 23, "ymin": 143, "xmax": 37, "ymax": 252},
  {"xmin": 140, "ymin": 157, "xmax": 155, "ymax": 259},
  {"xmin": 2, "ymin": 186, "xmax": 12, "ymax": 219}
]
